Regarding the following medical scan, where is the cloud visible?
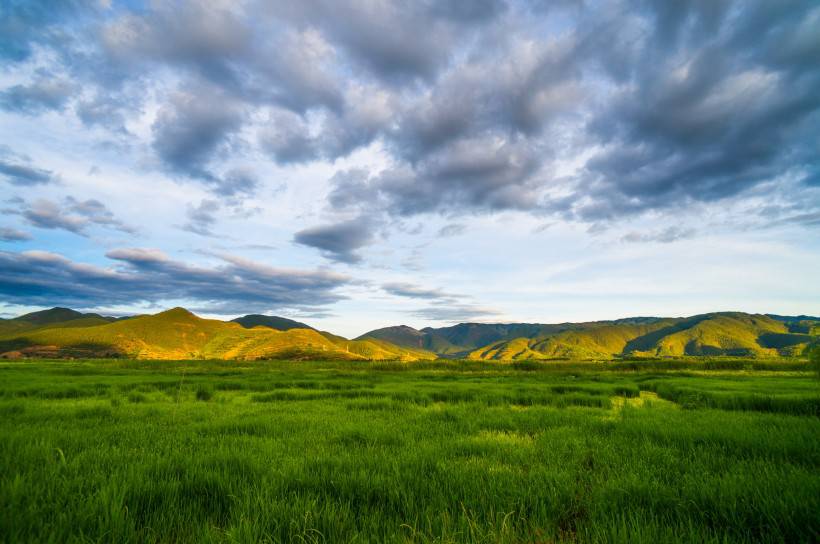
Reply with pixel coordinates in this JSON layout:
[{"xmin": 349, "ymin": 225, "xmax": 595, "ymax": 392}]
[
  {"xmin": 151, "ymin": 85, "xmax": 244, "ymax": 182},
  {"xmin": 0, "ymin": 0, "xmax": 93, "ymax": 62},
  {"xmin": 328, "ymin": 138, "xmax": 543, "ymax": 217},
  {"xmin": 293, "ymin": 216, "xmax": 376, "ymax": 264},
  {"xmin": 260, "ymin": 87, "xmax": 394, "ymax": 166},
  {"xmin": 437, "ymin": 223, "xmax": 466, "ymax": 237},
  {"xmin": 181, "ymin": 199, "xmax": 220, "ymax": 237},
  {"xmin": 409, "ymin": 302, "xmax": 500, "ymax": 322},
  {"xmin": 1, "ymin": 0, "xmax": 818, "ymax": 246},
  {"xmin": 0, "ymin": 77, "xmax": 77, "ymax": 114},
  {"xmin": 553, "ymin": 2, "xmax": 820, "ymax": 222},
  {"xmin": 0, "ymin": 227, "xmax": 32, "ymax": 242},
  {"xmin": 381, "ymin": 280, "xmax": 498, "ymax": 322},
  {"xmin": 0, "ymin": 248, "xmax": 351, "ymax": 313},
  {"xmin": 15, "ymin": 197, "xmax": 135, "ymax": 236},
  {"xmin": 259, "ymin": 109, "xmax": 318, "ymax": 164},
  {"xmin": 0, "ymin": 149, "xmax": 56, "ymax": 186},
  {"xmin": 768, "ymin": 211, "xmax": 820, "ymax": 228},
  {"xmin": 382, "ymin": 282, "xmax": 448, "ymax": 300},
  {"xmin": 75, "ymin": 92, "xmax": 130, "ymax": 132},
  {"xmin": 621, "ymin": 226, "xmax": 696, "ymax": 244},
  {"xmin": 273, "ymin": 1, "xmax": 464, "ymax": 83}
]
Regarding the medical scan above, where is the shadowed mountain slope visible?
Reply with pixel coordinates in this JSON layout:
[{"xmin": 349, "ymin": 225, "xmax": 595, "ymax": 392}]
[
  {"xmin": 231, "ymin": 314, "xmax": 314, "ymax": 331},
  {"xmin": 0, "ymin": 307, "xmax": 115, "ymax": 336}
]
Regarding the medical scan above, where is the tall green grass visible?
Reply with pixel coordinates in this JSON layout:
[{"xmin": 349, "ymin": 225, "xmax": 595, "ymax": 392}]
[{"xmin": 0, "ymin": 359, "xmax": 817, "ymax": 543}]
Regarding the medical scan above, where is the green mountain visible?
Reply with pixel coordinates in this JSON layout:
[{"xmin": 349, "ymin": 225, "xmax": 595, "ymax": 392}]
[
  {"xmin": 0, "ymin": 307, "xmax": 435, "ymax": 361},
  {"xmin": 14, "ymin": 307, "xmax": 113, "ymax": 325},
  {"xmin": 231, "ymin": 314, "xmax": 314, "ymax": 331},
  {"xmin": 361, "ymin": 313, "xmax": 819, "ymax": 360},
  {"xmin": 0, "ymin": 307, "xmax": 115, "ymax": 336},
  {"xmin": 1, "ymin": 307, "xmax": 816, "ymax": 361}
]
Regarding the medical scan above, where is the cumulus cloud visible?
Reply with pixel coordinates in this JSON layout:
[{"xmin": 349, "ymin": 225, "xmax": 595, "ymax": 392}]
[
  {"xmin": 0, "ymin": 248, "xmax": 351, "ymax": 313},
  {"xmin": 293, "ymin": 216, "xmax": 377, "ymax": 264}
]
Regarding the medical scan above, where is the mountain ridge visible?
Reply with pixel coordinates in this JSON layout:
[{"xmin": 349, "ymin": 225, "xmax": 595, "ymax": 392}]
[
  {"xmin": 359, "ymin": 312, "xmax": 819, "ymax": 360},
  {"xmin": 0, "ymin": 307, "xmax": 817, "ymax": 361},
  {"xmin": 0, "ymin": 307, "xmax": 435, "ymax": 361}
]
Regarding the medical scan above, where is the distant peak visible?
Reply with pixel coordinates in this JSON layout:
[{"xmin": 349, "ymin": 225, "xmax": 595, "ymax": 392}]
[
  {"xmin": 157, "ymin": 307, "xmax": 196, "ymax": 318},
  {"xmin": 14, "ymin": 307, "xmax": 85, "ymax": 325}
]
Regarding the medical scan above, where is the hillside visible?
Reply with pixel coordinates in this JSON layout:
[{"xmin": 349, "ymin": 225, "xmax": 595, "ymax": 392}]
[
  {"xmin": 0, "ymin": 307, "xmax": 115, "ymax": 336},
  {"xmin": 0, "ymin": 308, "xmax": 434, "ymax": 361},
  {"xmin": 362, "ymin": 313, "xmax": 819, "ymax": 361},
  {"xmin": 231, "ymin": 314, "xmax": 314, "ymax": 331},
  {"xmin": 0, "ymin": 307, "xmax": 816, "ymax": 361}
]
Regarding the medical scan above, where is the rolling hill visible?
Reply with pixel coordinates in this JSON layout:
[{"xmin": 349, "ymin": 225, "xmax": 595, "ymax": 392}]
[
  {"xmin": 231, "ymin": 314, "xmax": 315, "ymax": 331},
  {"xmin": 0, "ymin": 308, "xmax": 435, "ymax": 361},
  {"xmin": 0, "ymin": 307, "xmax": 816, "ymax": 361},
  {"xmin": 0, "ymin": 307, "xmax": 116, "ymax": 336},
  {"xmin": 360, "ymin": 313, "xmax": 818, "ymax": 360}
]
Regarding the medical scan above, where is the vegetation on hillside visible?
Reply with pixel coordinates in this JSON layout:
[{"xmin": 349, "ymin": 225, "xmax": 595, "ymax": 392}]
[
  {"xmin": 0, "ymin": 308, "xmax": 435, "ymax": 361},
  {"xmin": 364, "ymin": 313, "xmax": 819, "ymax": 361},
  {"xmin": 1, "ymin": 307, "xmax": 817, "ymax": 362}
]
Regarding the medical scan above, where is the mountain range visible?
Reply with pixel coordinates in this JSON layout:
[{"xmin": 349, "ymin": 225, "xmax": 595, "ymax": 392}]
[{"xmin": 0, "ymin": 307, "xmax": 817, "ymax": 361}]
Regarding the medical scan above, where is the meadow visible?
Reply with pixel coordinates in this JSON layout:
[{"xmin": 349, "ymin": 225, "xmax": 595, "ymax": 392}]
[{"xmin": 1, "ymin": 359, "xmax": 818, "ymax": 543}]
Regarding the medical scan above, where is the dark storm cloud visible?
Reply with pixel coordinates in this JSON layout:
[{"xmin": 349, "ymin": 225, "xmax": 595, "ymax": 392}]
[
  {"xmin": 293, "ymin": 216, "xmax": 377, "ymax": 264},
  {"xmin": 0, "ymin": 248, "xmax": 351, "ymax": 313},
  {"xmin": 13, "ymin": 197, "xmax": 134, "ymax": 236}
]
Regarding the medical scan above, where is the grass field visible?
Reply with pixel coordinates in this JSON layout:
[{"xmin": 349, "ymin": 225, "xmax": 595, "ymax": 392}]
[{"xmin": 1, "ymin": 359, "xmax": 818, "ymax": 543}]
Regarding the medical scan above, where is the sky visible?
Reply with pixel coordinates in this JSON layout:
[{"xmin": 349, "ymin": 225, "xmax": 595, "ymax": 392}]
[{"xmin": 0, "ymin": 0, "xmax": 818, "ymax": 337}]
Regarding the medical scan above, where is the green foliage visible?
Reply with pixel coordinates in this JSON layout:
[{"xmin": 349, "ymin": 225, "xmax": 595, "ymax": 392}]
[
  {"xmin": 0, "ymin": 308, "xmax": 436, "ymax": 362},
  {"xmin": 810, "ymin": 345, "xmax": 820, "ymax": 378},
  {"xmin": 3, "ymin": 308, "xmax": 816, "ymax": 363},
  {"xmin": 0, "ymin": 359, "xmax": 818, "ymax": 542},
  {"xmin": 462, "ymin": 313, "xmax": 815, "ymax": 361}
]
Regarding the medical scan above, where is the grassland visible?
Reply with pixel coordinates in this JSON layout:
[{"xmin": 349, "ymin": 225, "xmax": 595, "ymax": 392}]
[{"xmin": 1, "ymin": 359, "xmax": 818, "ymax": 543}]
